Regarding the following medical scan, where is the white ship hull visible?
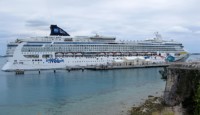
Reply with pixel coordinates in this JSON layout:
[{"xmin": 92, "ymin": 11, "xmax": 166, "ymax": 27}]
[
  {"xmin": 2, "ymin": 54, "xmax": 188, "ymax": 72},
  {"xmin": 2, "ymin": 57, "xmax": 115, "ymax": 71},
  {"xmin": 2, "ymin": 56, "xmax": 167, "ymax": 71}
]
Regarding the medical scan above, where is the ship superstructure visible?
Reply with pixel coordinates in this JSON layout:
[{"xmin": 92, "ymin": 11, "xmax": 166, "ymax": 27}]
[{"xmin": 2, "ymin": 25, "xmax": 189, "ymax": 71}]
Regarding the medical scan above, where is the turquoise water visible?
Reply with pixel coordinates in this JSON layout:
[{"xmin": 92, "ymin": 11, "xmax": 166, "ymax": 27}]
[{"xmin": 0, "ymin": 58, "xmax": 166, "ymax": 115}]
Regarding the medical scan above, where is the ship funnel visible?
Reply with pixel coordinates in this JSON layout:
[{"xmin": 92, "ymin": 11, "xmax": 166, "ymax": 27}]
[{"xmin": 50, "ymin": 25, "xmax": 70, "ymax": 36}]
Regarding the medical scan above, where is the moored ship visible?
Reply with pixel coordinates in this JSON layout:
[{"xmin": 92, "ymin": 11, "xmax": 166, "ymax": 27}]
[{"xmin": 2, "ymin": 25, "xmax": 189, "ymax": 71}]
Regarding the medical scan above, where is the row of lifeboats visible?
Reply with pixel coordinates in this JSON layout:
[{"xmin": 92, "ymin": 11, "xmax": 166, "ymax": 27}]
[{"xmin": 55, "ymin": 52, "xmax": 157, "ymax": 56}]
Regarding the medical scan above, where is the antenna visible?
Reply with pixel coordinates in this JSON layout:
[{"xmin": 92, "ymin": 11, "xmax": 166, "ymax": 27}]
[{"xmin": 154, "ymin": 32, "xmax": 162, "ymax": 40}]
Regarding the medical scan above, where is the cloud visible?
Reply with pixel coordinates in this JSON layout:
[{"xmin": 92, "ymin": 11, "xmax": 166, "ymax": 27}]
[
  {"xmin": 0, "ymin": 0, "xmax": 200, "ymax": 54},
  {"xmin": 25, "ymin": 20, "xmax": 49, "ymax": 27},
  {"xmin": 166, "ymin": 26, "xmax": 192, "ymax": 33},
  {"xmin": 194, "ymin": 31, "xmax": 200, "ymax": 34}
]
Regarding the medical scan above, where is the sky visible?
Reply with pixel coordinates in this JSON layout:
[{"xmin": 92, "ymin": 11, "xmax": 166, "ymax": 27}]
[{"xmin": 0, "ymin": 0, "xmax": 200, "ymax": 55}]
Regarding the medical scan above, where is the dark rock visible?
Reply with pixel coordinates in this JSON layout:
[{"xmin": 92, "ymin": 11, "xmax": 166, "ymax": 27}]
[{"xmin": 163, "ymin": 64, "xmax": 200, "ymax": 114}]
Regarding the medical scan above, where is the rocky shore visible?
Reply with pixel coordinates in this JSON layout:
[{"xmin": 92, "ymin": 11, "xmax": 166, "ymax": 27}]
[
  {"xmin": 129, "ymin": 62, "xmax": 200, "ymax": 115},
  {"xmin": 129, "ymin": 96, "xmax": 185, "ymax": 115}
]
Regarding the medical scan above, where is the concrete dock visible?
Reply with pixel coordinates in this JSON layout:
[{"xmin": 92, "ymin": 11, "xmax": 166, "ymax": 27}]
[
  {"xmin": 86, "ymin": 63, "xmax": 170, "ymax": 70},
  {"xmin": 13, "ymin": 63, "xmax": 171, "ymax": 74}
]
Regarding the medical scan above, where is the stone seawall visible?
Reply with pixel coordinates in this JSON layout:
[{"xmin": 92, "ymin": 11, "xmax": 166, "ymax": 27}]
[{"xmin": 164, "ymin": 62, "xmax": 200, "ymax": 113}]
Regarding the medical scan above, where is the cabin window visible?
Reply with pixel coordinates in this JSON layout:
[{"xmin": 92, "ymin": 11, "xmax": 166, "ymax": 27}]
[
  {"xmin": 23, "ymin": 55, "xmax": 39, "ymax": 58},
  {"xmin": 42, "ymin": 54, "xmax": 53, "ymax": 58}
]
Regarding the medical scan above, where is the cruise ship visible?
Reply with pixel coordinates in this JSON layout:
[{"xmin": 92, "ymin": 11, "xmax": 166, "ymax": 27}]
[{"xmin": 2, "ymin": 25, "xmax": 189, "ymax": 71}]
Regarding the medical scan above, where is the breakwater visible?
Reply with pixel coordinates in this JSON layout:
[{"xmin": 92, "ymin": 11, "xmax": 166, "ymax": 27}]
[{"xmin": 164, "ymin": 62, "xmax": 200, "ymax": 114}]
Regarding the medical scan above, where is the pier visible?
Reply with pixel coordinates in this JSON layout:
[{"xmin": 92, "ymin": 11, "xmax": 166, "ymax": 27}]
[
  {"xmin": 13, "ymin": 62, "xmax": 200, "ymax": 74},
  {"xmin": 86, "ymin": 63, "xmax": 170, "ymax": 70},
  {"xmin": 66, "ymin": 66, "xmax": 85, "ymax": 72},
  {"xmin": 15, "ymin": 69, "xmax": 25, "ymax": 74},
  {"xmin": 13, "ymin": 63, "xmax": 170, "ymax": 74}
]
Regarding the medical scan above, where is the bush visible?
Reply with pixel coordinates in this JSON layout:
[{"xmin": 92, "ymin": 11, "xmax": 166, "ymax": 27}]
[{"xmin": 194, "ymin": 83, "xmax": 200, "ymax": 115}]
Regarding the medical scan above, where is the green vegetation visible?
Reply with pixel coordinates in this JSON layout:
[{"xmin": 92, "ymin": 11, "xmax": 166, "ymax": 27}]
[
  {"xmin": 152, "ymin": 111, "xmax": 174, "ymax": 115},
  {"xmin": 129, "ymin": 96, "xmax": 179, "ymax": 115},
  {"xmin": 129, "ymin": 97, "xmax": 164, "ymax": 115},
  {"xmin": 194, "ymin": 83, "xmax": 200, "ymax": 115},
  {"xmin": 130, "ymin": 68, "xmax": 200, "ymax": 115}
]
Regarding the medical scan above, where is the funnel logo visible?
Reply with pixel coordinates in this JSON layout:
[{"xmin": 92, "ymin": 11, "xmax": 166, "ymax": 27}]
[
  {"xmin": 54, "ymin": 28, "xmax": 59, "ymax": 33},
  {"xmin": 166, "ymin": 55, "xmax": 175, "ymax": 62}
]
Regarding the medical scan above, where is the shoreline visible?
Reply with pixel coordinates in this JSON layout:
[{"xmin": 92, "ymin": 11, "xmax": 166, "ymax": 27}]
[
  {"xmin": 128, "ymin": 95, "xmax": 186, "ymax": 115},
  {"xmin": 119, "ymin": 89, "xmax": 165, "ymax": 115}
]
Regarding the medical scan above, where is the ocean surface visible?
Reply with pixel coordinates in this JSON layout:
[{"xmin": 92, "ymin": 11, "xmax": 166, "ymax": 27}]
[{"xmin": 0, "ymin": 57, "xmax": 168, "ymax": 115}]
